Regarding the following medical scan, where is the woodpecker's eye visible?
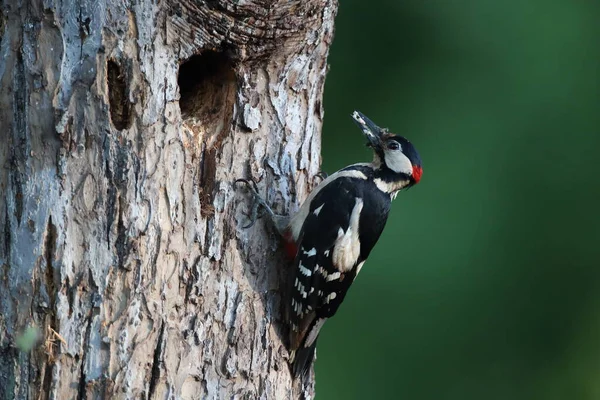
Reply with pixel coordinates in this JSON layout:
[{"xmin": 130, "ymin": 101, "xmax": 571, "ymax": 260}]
[{"xmin": 388, "ymin": 141, "xmax": 401, "ymax": 151}]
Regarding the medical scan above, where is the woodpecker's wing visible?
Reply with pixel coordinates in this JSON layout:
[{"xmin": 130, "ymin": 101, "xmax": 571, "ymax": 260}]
[{"xmin": 288, "ymin": 172, "xmax": 391, "ymax": 375}]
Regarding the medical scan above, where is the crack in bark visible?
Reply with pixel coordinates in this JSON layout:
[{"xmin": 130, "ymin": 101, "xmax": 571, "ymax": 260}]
[
  {"xmin": 147, "ymin": 321, "xmax": 165, "ymax": 400},
  {"xmin": 220, "ymin": 347, "xmax": 233, "ymax": 378},
  {"xmin": 149, "ymin": 227, "xmax": 162, "ymax": 289},
  {"xmin": 9, "ymin": 171, "xmax": 23, "ymax": 228},
  {"xmin": 107, "ymin": 59, "xmax": 132, "ymax": 131},
  {"xmin": 226, "ymin": 291, "xmax": 243, "ymax": 345},
  {"xmin": 183, "ymin": 256, "xmax": 200, "ymax": 306},
  {"xmin": 132, "ymin": 152, "xmax": 142, "ymax": 199},
  {"xmin": 115, "ymin": 140, "xmax": 130, "ymax": 185},
  {"xmin": 76, "ymin": 352, "xmax": 87, "ymax": 400},
  {"xmin": 44, "ymin": 216, "xmax": 58, "ymax": 308},
  {"xmin": 65, "ymin": 275, "xmax": 74, "ymax": 318},
  {"xmin": 11, "ymin": 51, "xmax": 27, "ymax": 227},
  {"xmin": 77, "ymin": 270, "xmax": 98, "ymax": 400},
  {"xmin": 40, "ymin": 216, "xmax": 58, "ymax": 399},
  {"xmin": 0, "ymin": 13, "xmax": 4, "ymax": 41},
  {"xmin": 105, "ymin": 185, "xmax": 117, "ymax": 248},
  {"xmin": 104, "ymin": 135, "xmax": 117, "ymax": 247},
  {"xmin": 76, "ymin": 319, "xmax": 91, "ymax": 400},
  {"xmin": 183, "ymin": 314, "xmax": 197, "ymax": 342},
  {"xmin": 3, "ymin": 206, "xmax": 11, "ymax": 267},
  {"xmin": 106, "ymin": 148, "xmax": 132, "ymax": 261},
  {"xmin": 115, "ymin": 194, "xmax": 129, "ymax": 270},
  {"xmin": 199, "ymin": 147, "xmax": 217, "ymax": 218}
]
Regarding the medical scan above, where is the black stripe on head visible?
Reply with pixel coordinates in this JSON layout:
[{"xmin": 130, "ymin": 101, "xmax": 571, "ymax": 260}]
[{"xmin": 384, "ymin": 134, "xmax": 421, "ymax": 168}]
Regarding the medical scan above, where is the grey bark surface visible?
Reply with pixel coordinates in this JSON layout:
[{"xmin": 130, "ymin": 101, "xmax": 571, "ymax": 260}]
[{"xmin": 0, "ymin": 0, "xmax": 337, "ymax": 398}]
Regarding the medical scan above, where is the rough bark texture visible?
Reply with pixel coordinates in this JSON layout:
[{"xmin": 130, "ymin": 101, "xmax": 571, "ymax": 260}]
[{"xmin": 0, "ymin": 0, "xmax": 337, "ymax": 398}]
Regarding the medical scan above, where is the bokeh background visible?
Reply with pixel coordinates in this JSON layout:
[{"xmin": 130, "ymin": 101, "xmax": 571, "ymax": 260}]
[{"xmin": 317, "ymin": 1, "xmax": 600, "ymax": 399}]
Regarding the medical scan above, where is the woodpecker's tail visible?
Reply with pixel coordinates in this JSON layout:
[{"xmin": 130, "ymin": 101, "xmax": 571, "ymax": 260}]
[{"xmin": 290, "ymin": 340, "xmax": 317, "ymax": 379}]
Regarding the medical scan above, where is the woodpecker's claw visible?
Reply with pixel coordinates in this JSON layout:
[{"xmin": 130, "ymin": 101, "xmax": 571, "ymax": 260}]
[
  {"xmin": 235, "ymin": 179, "xmax": 274, "ymax": 229},
  {"xmin": 235, "ymin": 178, "xmax": 259, "ymax": 193},
  {"xmin": 315, "ymin": 171, "xmax": 328, "ymax": 181}
]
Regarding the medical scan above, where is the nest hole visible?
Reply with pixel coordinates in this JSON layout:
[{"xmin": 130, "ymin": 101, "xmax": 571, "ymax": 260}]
[
  {"xmin": 178, "ymin": 51, "xmax": 237, "ymax": 215},
  {"xmin": 178, "ymin": 51, "xmax": 236, "ymax": 123}
]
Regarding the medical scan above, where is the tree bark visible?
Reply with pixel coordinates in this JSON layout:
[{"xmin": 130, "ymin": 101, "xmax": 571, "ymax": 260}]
[{"xmin": 0, "ymin": 0, "xmax": 337, "ymax": 398}]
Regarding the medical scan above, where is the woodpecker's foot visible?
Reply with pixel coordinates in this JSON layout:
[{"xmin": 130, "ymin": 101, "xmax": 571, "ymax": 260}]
[
  {"xmin": 311, "ymin": 171, "xmax": 328, "ymax": 190},
  {"xmin": 235, "ymin": 179, "xmax": 275, "ymax": 229},
  {"xmin": 235, "ymin": 179, "xmax": 290, "ymax": 234},
  {"xmin": 315, "ymin": 171, "xmax": 328, "ymax": 181}
]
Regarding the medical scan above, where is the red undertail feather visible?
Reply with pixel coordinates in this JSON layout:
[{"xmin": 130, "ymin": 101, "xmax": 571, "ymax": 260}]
[{"xmin": 283, "ymin": 230, "xmax": 298, "ymax": 259}]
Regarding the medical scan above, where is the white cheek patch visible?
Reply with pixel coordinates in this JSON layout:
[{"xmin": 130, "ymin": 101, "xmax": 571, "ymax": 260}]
[{"xmin": 384, "ymin": 151, "xmax": 413, "ymax": 175}]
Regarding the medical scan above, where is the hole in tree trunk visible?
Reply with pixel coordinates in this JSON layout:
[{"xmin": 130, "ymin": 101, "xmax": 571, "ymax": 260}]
[
  {"xmin": 178, "ymin": 51, "xmax": 236, "ymax": 121},
  {"xmin": 107, "ymin": 60, "xmax": 132, "ymax": 131},
  {"xmin": 178, "ymin": 51, "xmax": 237, "ymax": 215}
]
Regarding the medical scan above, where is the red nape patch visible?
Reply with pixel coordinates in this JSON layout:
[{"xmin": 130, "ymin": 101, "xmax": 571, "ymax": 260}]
[
  {"xmin": 283, "ymin": 231, "xmax": 298, "ymax": 260},
  {"xmin": 412, "ymin": 165, "xmax": 423, "ymax": 183}
]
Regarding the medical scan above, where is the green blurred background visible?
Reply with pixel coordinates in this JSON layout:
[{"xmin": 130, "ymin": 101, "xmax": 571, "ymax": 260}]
[{"xmin": 317, "ymin": 1, "xmax": 600, "ymax": 399}]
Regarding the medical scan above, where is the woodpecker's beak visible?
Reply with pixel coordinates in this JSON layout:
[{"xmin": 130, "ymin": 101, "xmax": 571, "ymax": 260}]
[{"xmin": 352, "ymin": 111, "xmax": 383, "ymax": 149}]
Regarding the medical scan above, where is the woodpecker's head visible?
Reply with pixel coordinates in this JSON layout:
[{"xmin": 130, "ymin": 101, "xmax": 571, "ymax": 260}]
[{"xmin": 352, "ymin": 111, "xmax": 423, "ymax": 186}]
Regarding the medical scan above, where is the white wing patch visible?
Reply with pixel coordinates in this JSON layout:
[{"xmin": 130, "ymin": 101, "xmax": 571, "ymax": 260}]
[
  {"xmin": 287, "ymin": 168, "xmax": 368, "ymax": 242},
  {"xmin": 313, "ymin": 204, "xmax": 324, "ymax": 216},
  {"xmin": 298, "ymin": 262, "xmax": 312, "ymax": 277},
  {"xmin": 325, "ymin": 292, "xmax": 337, "ymax": 303},
  {"xmin": 303, "ymin": 248, "xmax": 317, "ymax": 257},
  {"xmin": 316, "ymin": 265, "xmax": 329, "ymax": 277},
  {"xmin": 332, "ymin": 198, "xmax": 363, "ymax": 272},
  {"xmin": 326, "ymin": 271, "xmax": 341, "ymax": 282},
  {"xmin": 295, "ymin": 278, "xmax": 308, "ymax": 298},
  {"xmin": 292, "ymin": 298, "xmax": 304, "ymax": 315},
  {"xmin": 314, "ymin": 263, "xmax": 341, "ymax": 281}
]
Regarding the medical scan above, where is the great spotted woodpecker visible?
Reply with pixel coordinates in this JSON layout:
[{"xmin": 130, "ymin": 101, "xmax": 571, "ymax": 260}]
[{"xmin": 237, "ymin": 111, "xmax": 422, "ymax": 377}]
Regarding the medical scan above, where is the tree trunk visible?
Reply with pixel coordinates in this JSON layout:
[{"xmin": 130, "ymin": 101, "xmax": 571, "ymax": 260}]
[{"xmin": 0, "ymin": 0, "xmax": 337, "ymax": 398}]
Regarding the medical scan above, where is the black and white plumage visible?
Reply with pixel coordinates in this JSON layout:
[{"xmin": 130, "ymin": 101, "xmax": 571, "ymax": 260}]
[
  {"xmin": 285, "ymin": 111, "xmax": 423, "ymax": 377},
  {"xmin": 286, "ymin": 165, "xmax": 391, "ymax": 376},
  {"xmin": 237, "ymin": 111, "xmax": 423, "ymax": 378}
]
